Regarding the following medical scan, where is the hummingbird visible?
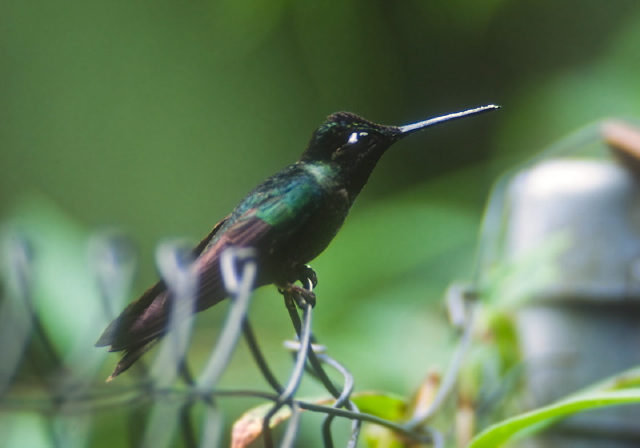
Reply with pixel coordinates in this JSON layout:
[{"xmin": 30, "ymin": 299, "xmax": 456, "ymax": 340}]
[{"xmin": 96, "ymin": 105, "xmax": 499, "ymax": 380}]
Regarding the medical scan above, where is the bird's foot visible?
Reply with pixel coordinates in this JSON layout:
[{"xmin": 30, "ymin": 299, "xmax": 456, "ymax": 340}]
[
  {"xmin": 279, "ymin": 284, "xmax": 316, "ymax": 308},
  {"xmin": 278, "ymin": 264, "xmax": 317, "ymax": 308}
]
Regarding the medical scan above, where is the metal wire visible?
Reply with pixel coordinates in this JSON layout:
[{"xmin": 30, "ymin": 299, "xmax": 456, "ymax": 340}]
[
  {"xmin": 0, "ymin": 236, "xmax": 34, "ymax": 395},
  {"xmin": 316, "ymin": 354, "xmax": 360, "ymax": 448},
  {"xmin": 194, "ymin": 247, "xmax": 258, "ymax": 447},
  {"xmin": 89, "ymin": 231, "xmax": 136, "ymax": 322},
  {"xmin": 196, "ymin": 247, "xmax": 258, "ymax": 390},
  {"xmin": 262, "ymin": 299, "xmax": 313, "ymax": 448},
  {"xmin": 404, "ymin": 286, "xmax": 477, "ymax": 430},
  {"xmin": 274, "ymin": 274, "xmax": 363, "ymax": 448},
  {"xmin": 243, "ymin": 319, "xmax": 284, "ymax": 393},
  {"xmin": 150, "ymin": 240, "xmax": 199, "ymax": 387},
  {"xmin": 0, "ymin": 236, "xmax": 461, "ymax": 448},
  {"xmin": 142, "ymin": 241, "xmax": 201, "ymax": 448},
  {"xmin": 280, "ymin": 402, "xmax": 302, "ymax": 448}
]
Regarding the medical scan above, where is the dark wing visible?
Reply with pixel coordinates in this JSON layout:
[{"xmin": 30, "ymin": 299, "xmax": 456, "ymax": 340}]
[
  {"xmin": 189, "ymin": 175, "xmax": 325, "ymax": 311},
  {"xmin": 98, "ymin": 167, "xmax": 324, "ymax": 379},
  {"xmin": 105, "ymin": 210, "xmax": 278, "ymax": 346}
]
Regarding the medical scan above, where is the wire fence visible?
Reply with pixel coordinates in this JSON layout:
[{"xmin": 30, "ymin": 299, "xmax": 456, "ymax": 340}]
[{"xmin": 0, "ymin": 232, "xmax": 475, "ymax": 447}]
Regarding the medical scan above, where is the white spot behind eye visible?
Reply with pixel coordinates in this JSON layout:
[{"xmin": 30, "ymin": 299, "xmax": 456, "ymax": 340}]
[{"xmin": 347, "ymin": 131, "xmax": 368, "ymax": 145}]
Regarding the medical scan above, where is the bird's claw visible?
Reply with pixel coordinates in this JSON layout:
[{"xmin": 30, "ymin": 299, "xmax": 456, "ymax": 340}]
[
  {"xmin": 279, "ymin": 284, "xmax": 316, "ymax": 308},
  {"xmin": 278, "ymin": 265, "xmax": 317, "ymax": 308},
  {"xmin": 296, "ymin": 264, "xmax": 318, "ymax": 290}
]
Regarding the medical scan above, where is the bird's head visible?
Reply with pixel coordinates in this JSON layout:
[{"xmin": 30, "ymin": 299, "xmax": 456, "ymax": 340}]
[
  {"xmin": 300, "ymin": 112, "xmax": 401, "ymax": 166},
  {"xmin": 299, "ymin": 106, "xmax": 500, "ymax": 186}
]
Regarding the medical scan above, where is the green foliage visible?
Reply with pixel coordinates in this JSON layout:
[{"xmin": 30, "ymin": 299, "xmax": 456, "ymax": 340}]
[
  {"xmin": 230, "ymin": 392, "xmax": 409, "ymax": 447},
  {"xmin": 469, "ymin": 368, "xmax": 640, "ymax": 447},
  {"xmin": 3, "ymin": 0, "xmax": 640, "ymax": 446}
]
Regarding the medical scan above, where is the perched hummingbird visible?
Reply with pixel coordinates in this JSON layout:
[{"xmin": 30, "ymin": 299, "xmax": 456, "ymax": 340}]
[{"xmin": 96, "ymin": 105, "xmax": 499, "ymax": 379}]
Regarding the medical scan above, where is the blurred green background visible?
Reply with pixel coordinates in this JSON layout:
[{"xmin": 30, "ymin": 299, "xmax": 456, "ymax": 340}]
[{"xmin": 2, "ymin": 0, "xmax": 640, "ymax": 446}]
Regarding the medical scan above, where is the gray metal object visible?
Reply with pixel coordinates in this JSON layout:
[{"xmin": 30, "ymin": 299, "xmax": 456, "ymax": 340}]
[{"xmin": 504, "ymin": 158, "xmax": 640, "ymax": 447}]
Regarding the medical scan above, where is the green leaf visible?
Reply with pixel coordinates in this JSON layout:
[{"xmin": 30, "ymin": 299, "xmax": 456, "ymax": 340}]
[
  {"xmin": 351, "ymin": 392, "xmax": 407, "ymax": 422},
  {"xmin": 230, "ymin": 392, "xmax": 407, "ymax": 447},
  {"xmin": 468, "ymin": 389, "xmax": 640, "ymax": 448}
]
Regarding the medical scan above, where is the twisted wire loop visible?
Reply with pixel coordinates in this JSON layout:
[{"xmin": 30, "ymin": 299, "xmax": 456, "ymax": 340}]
[
  {"xmin": 0, "ymin": 232, "xmax": 141, "ymax": 447},
  {"xmin": 142, "ymin": 240, "xmax": 201, "ymax": 448},
  {"xmin": 89, "ymin": 231, "xmax": 137, "ymax": 324},
  {"xmin": 197, "ymin": 246, "xmax": 258, "ymax": 390},
  {"xmin": 242, "ymin": 319, "xmax": 284, "ymax": 393},
  {"xmin": 280, "ymin": 328, "xmax": 361, "ymax": 448},
  {"xmin": 61, "ymin": 232, "xmax": 137, "ymax": 448},
  {"xmin": 194, "ymin": 247, "xmax": 258, "ymax": 447},
  {"xmin": 0, "ymin": 236, "xmax": 35, "ymax": 396},
  {"xmin": 316, "ymin": 354, "xmax": 360, "ymax": 448},
  {"xmin": 256, "ymin": 273, "xmax": 364, "ymax": 448},
  {"xmin": 0, "ymin": 233, "xmax": 465, "ymax": 448},
  {"xmin": 401, "ymin": 283, "xmax": 477, "ymax": 448},
  {"xmin": 260, "ymin": 293, "xmax": 313, "ymax": 448}
]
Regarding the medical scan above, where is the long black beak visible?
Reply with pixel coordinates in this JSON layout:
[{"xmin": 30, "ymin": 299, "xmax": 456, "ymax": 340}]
[{"xmin": 399, "ymin": 104, "xmax": 500, "ymax": 136}]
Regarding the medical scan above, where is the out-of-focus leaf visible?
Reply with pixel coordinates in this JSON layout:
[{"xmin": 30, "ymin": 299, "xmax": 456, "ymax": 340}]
[
  {"xmin": 405, "ymin": 372, "xmax": 440, "ymax": 422},
  {"xmin": 480, "ymin": 229, "xmax": 570, "ymax": 308},
  {"xmin": 1, "ymin": 196, "xmax": 109, "ymax": 376},
  {"xmin": 352, "ymin": 392, "xmax": 412, "ymax": 448},
  {"xmin": 0, "ymin": 412, "xmax": 51, "ymax": 448},
  {"xmin": 363, "ymin": 424, "xmax": 409, "ymax": 448},
  {"xmin": 230, "ymin": 395, "xmax": 342, "ymax": 448},
  {"xmin": 231, "ymin": 402, "xmax": 293, "ymax": 448},
  {"xmin": 468, "ymin": 389, "xmax": 640, "ymax": 448},
  {"xmin": 231, "ymin": 392, "xmax": 407, "ymax": 448},
  {"xmin": 351, "ymin": 391, "xmax": 408, "ymax": 422}
]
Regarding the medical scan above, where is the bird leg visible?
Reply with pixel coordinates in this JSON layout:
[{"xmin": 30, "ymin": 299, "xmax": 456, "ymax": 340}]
[
  {"xmin": 279, "ymin": 284, "xmax": 316, "ymax": 309},
  {"xmin": 278, "ymin": 264, "xmax": 317, "ymax": 308}
]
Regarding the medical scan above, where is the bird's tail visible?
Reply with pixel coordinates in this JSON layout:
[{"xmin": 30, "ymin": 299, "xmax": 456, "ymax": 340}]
[
  {"xmin": 105, "ymin": 340, "xmax": 158, "ymax": 381},
  {"xmin": 96, "ymin": 251, "xmax": 231, "ymax": 380},
  {"xmin": 96, "ymin": 280, "xmax": 170, "ymax": 380}
]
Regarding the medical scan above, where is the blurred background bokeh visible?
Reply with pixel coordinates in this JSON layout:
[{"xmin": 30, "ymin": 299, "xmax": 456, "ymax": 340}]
[{"xmin": 2, "ymin": 0, "xmax": 640, "ymax": 446}]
